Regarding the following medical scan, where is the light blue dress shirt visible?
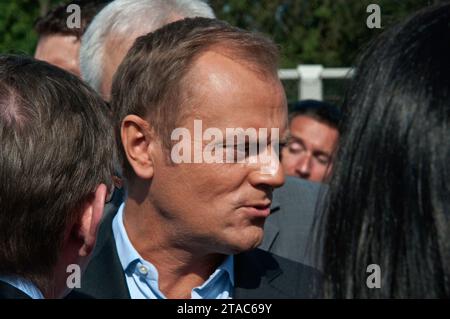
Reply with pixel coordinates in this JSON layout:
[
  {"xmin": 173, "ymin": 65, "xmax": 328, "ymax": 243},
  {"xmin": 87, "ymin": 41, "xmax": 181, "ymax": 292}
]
[
  {"xmin": 0, "ymin": 276, "xmax": 44, "ymax": 299},
  {"xmin": 112, "ymin": 202, "xmax": 234, "ymax": 299}
]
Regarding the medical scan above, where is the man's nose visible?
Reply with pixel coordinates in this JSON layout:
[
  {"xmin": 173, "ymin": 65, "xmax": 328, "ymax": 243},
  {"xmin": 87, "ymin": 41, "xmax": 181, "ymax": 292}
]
[
  {"xmin": 296, "ymin": 154, "xmax": 312, "ymax": 178},
  {"xmin": 248, "ymin": 149, "xmax": 285, "ymax": 189}
]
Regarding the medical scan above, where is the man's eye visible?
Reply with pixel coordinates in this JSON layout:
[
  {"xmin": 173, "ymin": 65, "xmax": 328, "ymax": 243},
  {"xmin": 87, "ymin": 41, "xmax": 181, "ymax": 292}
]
[
  {"xmin": 288, "ymin": 142, "xmax": 304, "ymax": 154},
  {"xmin": 316, "ymin": 155, "xmax": 331, "ymax": 165}
]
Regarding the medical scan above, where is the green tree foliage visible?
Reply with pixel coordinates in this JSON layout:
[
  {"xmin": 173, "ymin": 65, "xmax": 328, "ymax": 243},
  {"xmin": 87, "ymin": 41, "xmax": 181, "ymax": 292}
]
[
  {"xmin": 0, "ymin": 0, "xmax": 61, "ymax": 54},
  {"xmin": 211, "ymin": 0, "xmax": 437, "ymax": 67},
  {"xmin": 0, "ymin": 0, "xmax": 441, "ymax": 64},
  {"xmin": 0, "ymin": 0, "xmax": 39, "ymax": 54}
]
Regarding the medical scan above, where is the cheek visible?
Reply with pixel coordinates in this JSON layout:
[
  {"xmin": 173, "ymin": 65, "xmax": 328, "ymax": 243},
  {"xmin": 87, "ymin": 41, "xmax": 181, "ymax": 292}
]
[
  {"xmin": 281, "ymin": 150, "xmax": 297, "ymax": 169},
  {"xmin": 195, "ymin": 163, "xmax": 249, "ymax": 199},
  {"xmin": 197, "ymin": 164, "xmax": 255, "ymax": 219},
  {"xmin": 313, "ymin": 163, "xmax": 328, "ymax": 177},
  {"xmin": 160, "ymin": 163, "xmax": 248, "ymax": 205}
]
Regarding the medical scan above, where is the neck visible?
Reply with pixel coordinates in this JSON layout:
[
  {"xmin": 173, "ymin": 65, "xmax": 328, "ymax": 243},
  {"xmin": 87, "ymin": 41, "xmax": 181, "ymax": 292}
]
[
  {"xmin": 123, "ymin": 198, "xmax": 227, "ymax": 299},
  {"xmin": 42, "ymin": 262, "xmax": 71, "ymax": 299}
]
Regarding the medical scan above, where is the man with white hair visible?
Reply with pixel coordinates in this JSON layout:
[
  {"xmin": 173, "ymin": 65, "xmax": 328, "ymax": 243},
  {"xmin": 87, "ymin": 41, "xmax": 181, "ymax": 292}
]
[{"xmin": 80, "ymin": 0, "xmax": 215, "ymax": 100}]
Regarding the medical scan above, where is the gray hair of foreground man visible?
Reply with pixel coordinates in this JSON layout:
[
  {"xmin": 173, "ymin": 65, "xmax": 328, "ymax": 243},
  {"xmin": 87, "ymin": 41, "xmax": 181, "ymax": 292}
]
[
  {"xmin": 0, "ymin": 55, "xmax": 115, "ymax": 290},
  {"xmin": 111, "ymin": 17, "xmax": 280, "ymax": 180},
  {"xmin": 80, "ymin": 0, "xmax": 215, "ymax": 94}
]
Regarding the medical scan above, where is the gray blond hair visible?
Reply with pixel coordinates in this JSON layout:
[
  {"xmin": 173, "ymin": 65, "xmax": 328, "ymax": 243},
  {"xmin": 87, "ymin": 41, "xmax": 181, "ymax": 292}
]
[{"xmin": 80, "ymin": 0, "xmax": 215, "ymax": 92}]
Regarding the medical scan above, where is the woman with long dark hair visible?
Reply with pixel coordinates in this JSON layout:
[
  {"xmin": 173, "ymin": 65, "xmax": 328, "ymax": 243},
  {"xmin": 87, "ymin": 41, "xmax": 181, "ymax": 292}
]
[{"xmin": 319, "ymin": 3, "xmax": 450, "ymax": 298}]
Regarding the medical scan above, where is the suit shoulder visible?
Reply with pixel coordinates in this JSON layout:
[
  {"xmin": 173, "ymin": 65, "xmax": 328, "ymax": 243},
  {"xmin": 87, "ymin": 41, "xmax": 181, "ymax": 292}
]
[
  {"xmin": 270, "ymin": 250, "xmax": 323, "ymax": 298},
  {"xmin": 252, "ymin": 248, "xmax": 321, "ymax": 278},
  {"xmin": 237, "ymin": 249, "xmax": 323, "ymax": 298},
  {"xmin": 280, "ymin": 176, "xmax": 324, "ymax": 199}
]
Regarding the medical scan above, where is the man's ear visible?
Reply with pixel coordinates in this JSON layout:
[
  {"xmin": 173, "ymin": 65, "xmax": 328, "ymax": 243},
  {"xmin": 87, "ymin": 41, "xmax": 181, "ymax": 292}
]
[
  {"xmin": 78, "ymin": 183, "xmax": 107, "ymax": 257},
  {"xmin": 121, "ymin": 115, "xmax": 155, "ymax": 179}
]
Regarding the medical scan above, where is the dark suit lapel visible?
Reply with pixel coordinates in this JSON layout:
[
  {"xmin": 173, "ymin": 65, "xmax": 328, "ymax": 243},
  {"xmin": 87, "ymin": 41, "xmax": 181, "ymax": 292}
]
[
  {"xmin": 234, "ymin": 249, "xmax": 292, "ymax": 299},
  {"xmin": 0, "ymin": 281, "xmax": 32, "ymax": 299}
]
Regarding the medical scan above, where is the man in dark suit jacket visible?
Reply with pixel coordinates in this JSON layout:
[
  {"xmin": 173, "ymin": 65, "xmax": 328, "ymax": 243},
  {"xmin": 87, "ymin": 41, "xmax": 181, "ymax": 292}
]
[
  {"xmin": 71, "ymin": 18, "xmax": 321, "ymax": 299},
  {"xmin": 76, "ymin": 206, "xmax": 321, "ymax": 299},
  {"xmin": 81, "ymin": 179, "xmax": 322, "ymax": 299},
  {"xmin": 260, "ymin": 176, "xmax": 326, "ymax": 268}
]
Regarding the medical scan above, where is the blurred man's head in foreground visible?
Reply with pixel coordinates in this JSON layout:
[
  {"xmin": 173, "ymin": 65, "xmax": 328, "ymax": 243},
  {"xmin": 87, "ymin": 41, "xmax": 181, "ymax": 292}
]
[{"xmin": 0, "ymin": 55, "xmax": 115, "ymax": 298}]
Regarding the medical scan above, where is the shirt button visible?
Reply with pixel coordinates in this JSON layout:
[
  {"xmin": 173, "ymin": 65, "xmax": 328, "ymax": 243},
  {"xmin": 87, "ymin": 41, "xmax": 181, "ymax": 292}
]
[{"xmin": 138, "ymin": 265, "xmax": 148, "ymax": 275}]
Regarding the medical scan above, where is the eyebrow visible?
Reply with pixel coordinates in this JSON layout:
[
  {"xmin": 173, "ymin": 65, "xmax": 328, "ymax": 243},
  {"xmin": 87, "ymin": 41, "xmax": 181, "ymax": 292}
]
[{"xmin": 287, "ymin": 134, "xmax": 304, "ymax": 145}]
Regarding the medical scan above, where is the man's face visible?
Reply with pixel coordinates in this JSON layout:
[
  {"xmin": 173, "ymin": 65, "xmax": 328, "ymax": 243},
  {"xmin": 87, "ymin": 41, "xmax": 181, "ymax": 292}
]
[
  {"xmin": 35, "ymin": 34, "xmax": 80, "ymax": 77},
  {"xmin": 148, "ymin": 51, "xmax": 287, "ymax": 255},
  {"xmin": 281, "ymin": 115, "xmax": 339, "ymax": 182}
]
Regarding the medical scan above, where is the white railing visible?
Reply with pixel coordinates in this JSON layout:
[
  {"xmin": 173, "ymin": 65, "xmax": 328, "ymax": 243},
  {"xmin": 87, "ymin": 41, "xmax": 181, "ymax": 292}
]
[{"xmin": 278, "ymin": 65, "xmax": 354, "ymax": 100}]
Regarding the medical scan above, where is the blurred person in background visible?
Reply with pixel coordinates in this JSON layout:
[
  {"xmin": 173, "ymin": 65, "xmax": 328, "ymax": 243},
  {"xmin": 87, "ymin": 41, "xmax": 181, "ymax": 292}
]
[
  {"xmin": 79, "ymin": 0, "xmax": 214, "ymax": 101},
  {"xmin": 34, "ymin": 0, "xmax": 110, "ymax": 76},
  {"xmin": 281, "ymin": 100, "xmax": 340, "ymax": 183}
]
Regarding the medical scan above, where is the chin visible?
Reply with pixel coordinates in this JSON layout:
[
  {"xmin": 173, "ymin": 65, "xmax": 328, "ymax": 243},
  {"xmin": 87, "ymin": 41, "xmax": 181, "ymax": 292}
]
[{"xmin": 226, "ymin": 228, "xmax": 264, "ymax": 254}]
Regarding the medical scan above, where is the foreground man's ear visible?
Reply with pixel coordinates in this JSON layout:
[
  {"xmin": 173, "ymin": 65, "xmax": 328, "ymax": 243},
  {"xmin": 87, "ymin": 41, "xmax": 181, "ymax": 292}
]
[
  {"xmin": 121, "ymin": 114, "xmax": 155, "ymax": 179},
  {"xmin": 78, "ymin": 183, "xmax": 107, "ymax": 257}
]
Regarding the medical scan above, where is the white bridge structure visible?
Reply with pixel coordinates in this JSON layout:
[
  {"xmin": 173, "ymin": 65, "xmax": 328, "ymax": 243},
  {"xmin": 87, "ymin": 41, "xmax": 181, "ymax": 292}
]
[{"xmin": 278, "ymin": 65, "xmax": 354, "ymax": 101}]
